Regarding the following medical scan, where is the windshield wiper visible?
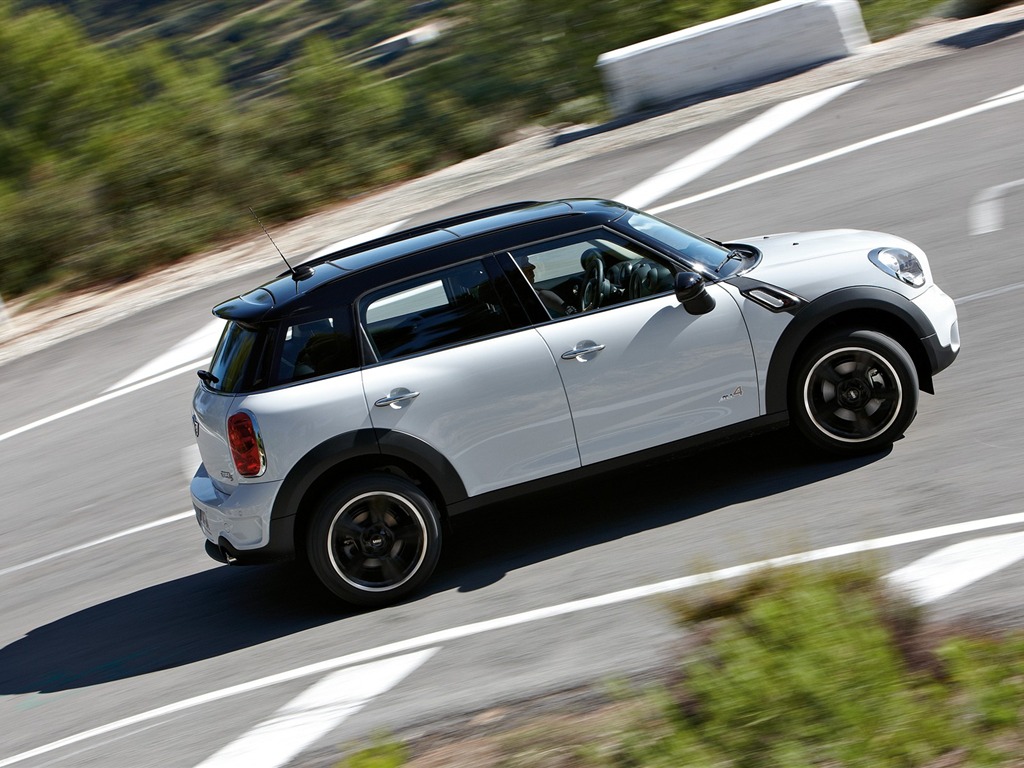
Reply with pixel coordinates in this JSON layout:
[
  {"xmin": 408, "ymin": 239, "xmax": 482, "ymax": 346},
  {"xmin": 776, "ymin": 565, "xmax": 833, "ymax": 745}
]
[{"xmin": 714, "ymin": 249, "xmax": 744, "ymax": 273}]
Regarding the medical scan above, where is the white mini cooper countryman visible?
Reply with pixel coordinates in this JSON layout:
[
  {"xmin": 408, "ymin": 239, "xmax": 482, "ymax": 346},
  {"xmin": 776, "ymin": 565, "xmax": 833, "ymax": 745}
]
[{"xmin": 190, "ymin": 199, "xmax": 959, "ymax": 607}]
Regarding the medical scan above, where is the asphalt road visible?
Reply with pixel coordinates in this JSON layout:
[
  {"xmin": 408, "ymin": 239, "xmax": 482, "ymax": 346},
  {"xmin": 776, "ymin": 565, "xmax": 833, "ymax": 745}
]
[{"xmin": 1, "ymin": 20, "xmax": 1023, "ymax": 767}]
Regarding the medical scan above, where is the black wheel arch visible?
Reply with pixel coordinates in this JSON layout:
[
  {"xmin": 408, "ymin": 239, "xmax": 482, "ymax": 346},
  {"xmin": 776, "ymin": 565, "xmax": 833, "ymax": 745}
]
[
  {"xmin": 270, "ymin": 429, "xmax": 467, "ymax": 559},
  {"xmin": 765, "ymin": 286, "xmax": 938, "ymax": 414}
]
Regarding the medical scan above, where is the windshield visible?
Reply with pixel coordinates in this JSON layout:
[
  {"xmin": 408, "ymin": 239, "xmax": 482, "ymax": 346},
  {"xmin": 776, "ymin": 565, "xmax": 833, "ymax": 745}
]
[{"xmin": 621, "ymin": 211, "xmax": 729, "ymax": 275}]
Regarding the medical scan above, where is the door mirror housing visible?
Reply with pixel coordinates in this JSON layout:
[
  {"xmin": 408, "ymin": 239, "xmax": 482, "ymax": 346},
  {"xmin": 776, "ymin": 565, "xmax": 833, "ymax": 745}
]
[{"xmin": 675, "ymin": 272, "xmax": 716, "ymax": 315}]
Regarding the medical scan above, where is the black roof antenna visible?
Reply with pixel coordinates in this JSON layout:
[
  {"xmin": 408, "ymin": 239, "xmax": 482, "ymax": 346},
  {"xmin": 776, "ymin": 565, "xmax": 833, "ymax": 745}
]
[{"xmin": 249, "ymin": 207, "xmax": 312, "ymax": 281}]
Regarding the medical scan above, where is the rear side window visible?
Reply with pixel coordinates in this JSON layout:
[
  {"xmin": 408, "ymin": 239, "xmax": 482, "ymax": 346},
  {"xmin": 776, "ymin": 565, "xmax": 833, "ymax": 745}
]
[
  {"xmin": 207, "ymin": 321, "xmax": 260, "ymax": 393},
  {"xmin": 272, "ymin": 313, "xmax": 357, "ymax": 385},
  {"xmin": 361, "ymin": 259, "xmax": 516, "ymax": 362}
]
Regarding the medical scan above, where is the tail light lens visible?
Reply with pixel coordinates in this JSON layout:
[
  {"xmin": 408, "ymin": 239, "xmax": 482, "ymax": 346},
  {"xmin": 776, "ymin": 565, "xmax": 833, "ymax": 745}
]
[{"xmin": 227, "ymin": 411, "xmax": 265, "ymax": 477}]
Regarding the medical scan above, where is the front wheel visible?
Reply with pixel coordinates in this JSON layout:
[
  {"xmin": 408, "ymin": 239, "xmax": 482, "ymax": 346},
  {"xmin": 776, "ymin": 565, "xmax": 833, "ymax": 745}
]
[
  {"xmin": 306, "ymin": 474, "xmax": 441, "ymax": 607},
  {"xmin": 791, "ymin": 329, "xmax": 919, "ymax": 455}
]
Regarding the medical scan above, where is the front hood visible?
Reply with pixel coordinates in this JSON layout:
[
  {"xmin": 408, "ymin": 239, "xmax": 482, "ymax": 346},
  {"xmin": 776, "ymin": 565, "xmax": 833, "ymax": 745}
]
[{"xmin": 729, "ymin": 229, "xmax": 928, "ymax": 300}]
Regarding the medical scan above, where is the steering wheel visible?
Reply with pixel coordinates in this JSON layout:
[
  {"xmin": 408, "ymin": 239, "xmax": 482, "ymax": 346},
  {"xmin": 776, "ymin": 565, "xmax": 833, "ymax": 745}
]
[
  {"xmin": 629, "ymin": 260, "xmax": 669, "ymax": 300},
  {"xmin": 581, "ymin": 257, "xmax": 605, "ymax": 312}
]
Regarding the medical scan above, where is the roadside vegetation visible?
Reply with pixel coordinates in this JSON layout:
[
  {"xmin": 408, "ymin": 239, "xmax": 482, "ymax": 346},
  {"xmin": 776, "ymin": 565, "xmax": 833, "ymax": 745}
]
[
  {"xmin": 0, "ymin": 0, "xmax": 957, "ymax": 300},
  {"xmin": 338, "ymin": 566, "xmax": 1024, "ymax": 768}
]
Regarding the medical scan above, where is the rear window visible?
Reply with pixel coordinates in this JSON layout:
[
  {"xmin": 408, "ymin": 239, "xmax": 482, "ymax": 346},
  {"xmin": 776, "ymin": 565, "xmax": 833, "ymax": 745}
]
[{"xmin": 206, "ymin": 322, "xmax": 260, "ymax": 393}]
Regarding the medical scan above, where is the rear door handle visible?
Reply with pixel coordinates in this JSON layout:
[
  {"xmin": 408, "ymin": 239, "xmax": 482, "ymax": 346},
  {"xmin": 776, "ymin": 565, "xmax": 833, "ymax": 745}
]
[
  {"xmin": 561, "ymin": 343, "xmax": 606, "ymax": 361},
  {"xmin": 374, "ymin": 388, "xmax": 420, "ymax": 408}
]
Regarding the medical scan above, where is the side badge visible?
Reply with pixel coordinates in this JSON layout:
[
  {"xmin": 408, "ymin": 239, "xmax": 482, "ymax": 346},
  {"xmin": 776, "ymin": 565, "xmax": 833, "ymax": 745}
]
[
  {"xmin": 720, "ymin": 386, "xmax": 744, "ymax": 402},
  {"xmin": 192, "ymin": 414, "xmax": 200, "ymax": 438}
]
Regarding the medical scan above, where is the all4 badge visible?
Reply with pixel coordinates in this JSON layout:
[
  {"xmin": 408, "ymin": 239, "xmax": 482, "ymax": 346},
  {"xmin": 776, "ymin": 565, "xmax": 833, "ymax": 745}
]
[{"xmin": 720, "ymin": 386, "xmax": 744, "ymax": 402}]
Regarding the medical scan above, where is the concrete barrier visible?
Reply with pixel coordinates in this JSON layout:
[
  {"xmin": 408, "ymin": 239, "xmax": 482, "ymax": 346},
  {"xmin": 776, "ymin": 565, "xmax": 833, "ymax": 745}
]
[{"xmin": 597, "ymin": 0, "xmax": 869, "ymax": 116}]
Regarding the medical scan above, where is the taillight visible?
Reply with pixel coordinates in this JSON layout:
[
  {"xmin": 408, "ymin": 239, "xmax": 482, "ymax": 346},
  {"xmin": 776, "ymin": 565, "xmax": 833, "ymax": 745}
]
[{"xmin": 227, "ymin": 411, "xmax": 265, "ymax": 477}]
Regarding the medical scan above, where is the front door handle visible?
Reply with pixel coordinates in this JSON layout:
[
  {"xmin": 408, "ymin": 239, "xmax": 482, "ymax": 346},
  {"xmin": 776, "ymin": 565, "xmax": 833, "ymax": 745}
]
[
  {"xmin": 374, "ymin": 388, "xmax": 420, "ymax": 408},
  {"xmin": 561, "ymin": 342, "xmax": 606, "ymax": 361}
]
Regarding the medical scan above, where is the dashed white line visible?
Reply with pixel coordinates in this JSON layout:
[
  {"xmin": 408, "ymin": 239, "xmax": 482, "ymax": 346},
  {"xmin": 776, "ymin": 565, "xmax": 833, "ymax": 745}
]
[
  {"xmin": 969, "ymin": 177, "xmax": 1024, "ymax": 235},
  {"xmin": 193, "ymin": 649, "xmax": 438, "ymax": 768},
  {"xmin": 617, "ymin": 81, "xmax": 862, "ymax": 209},
  {"xmin": 887, "ymin": 531, "xmax": 1024, "ymax": 604},
  {"xmin": 649, "ymin": 83, "xmax": 1024, "ymax": 215},
  {"xmin": 4, "ymin": 511, "xmax": 1022, "ymax": 767}
]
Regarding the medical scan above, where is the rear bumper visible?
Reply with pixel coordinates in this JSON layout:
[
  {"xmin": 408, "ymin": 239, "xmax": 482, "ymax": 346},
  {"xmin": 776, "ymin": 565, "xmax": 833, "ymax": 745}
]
[{"xmin": 191, "ymin": 464, "xmax": 296, "ymax": 564}]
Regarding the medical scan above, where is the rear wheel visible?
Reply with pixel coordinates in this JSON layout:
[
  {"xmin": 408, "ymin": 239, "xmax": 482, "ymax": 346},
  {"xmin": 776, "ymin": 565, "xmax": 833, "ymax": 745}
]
[
  {"xmin": 791, "ymin": 329, "xmax": 918, "ymax": 455},
  {"xmin": 306, "ymin": 474, "xmax": 441, "ymax": 607}
]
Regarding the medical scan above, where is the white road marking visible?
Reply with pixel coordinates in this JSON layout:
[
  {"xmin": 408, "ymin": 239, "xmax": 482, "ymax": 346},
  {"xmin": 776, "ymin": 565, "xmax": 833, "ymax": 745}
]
[
  {"xmin": 4, "ymin": 510, "xmax": 1022, "ymax": 767},
  {"xmin": 193, "ymin": 649, "xmax": 438, "ymax": 768},
  {"xmin": 986, "ymin": 84, "xmax": 1024, "ymax": 101},
  {"xmin": 0, "ymin": 512, "xmax": 194, "ymax": 579},
  {"xmin": 969, "ymin": 177, "xmax": 1024, "ymax": 235},
  {"xmin": 107, "ymin": 320, "xmax": 225, "ymax": 392},
  {"xmin": 0, "ymin": 360, "xmax": 206, "ymax": 445},
  {"xmin": 954, "ymin": 279, "xmax": 1024, "ymax": 305},
  {"xmin": 649, "ymin": 84, "xmax": 1024, "ymax": 215},
  {"xmin": 886, "ymin": 531, "xmax": 1024, "ymax": 604},
  {"xmin": 617, "ymin": 81, "xmax": 862, "ymax": 209}
]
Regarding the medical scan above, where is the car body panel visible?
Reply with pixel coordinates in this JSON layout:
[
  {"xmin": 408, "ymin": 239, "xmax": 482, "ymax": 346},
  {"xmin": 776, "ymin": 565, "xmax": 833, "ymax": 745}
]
[
  {"xmin": 534, "ymin": 285, "xmax": 759, "ymax": 465},
  {"xmin": 731, "ymin": 230, "xmax": 931, "ymax": 301},
  {"xmin": 236, "ymin": 370, "xmax": 373, "ymax": 481},
  {"xmin": 363, "ymin": 329, "xmax": 579, "ymax": 496}
]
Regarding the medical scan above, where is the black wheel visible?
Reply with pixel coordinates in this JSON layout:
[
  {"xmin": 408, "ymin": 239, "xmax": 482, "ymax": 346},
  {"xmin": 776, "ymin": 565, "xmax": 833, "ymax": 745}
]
[
  {"xmin": 306, "ymin": 474, "xmax": 441, "ymax": 607},
  {"xmin": 791, "ymin": 329, "xmax": 918, "ymax": 455}
]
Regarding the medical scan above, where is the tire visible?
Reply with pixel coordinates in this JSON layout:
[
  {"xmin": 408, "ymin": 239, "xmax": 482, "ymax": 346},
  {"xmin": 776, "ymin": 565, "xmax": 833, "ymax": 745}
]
[
  {"xmin": 791, "ymin": 329, "xmax": 919, "ymax": 455},
  {"xmin": 306, "ymin": 473, "xmax": 442, "ymax": 607}
]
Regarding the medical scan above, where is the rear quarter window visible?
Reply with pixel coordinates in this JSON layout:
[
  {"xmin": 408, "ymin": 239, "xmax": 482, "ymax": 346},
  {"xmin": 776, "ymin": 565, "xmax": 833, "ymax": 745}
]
[{"xmin": 206, "ymin": 322, "xmax": 260, "ymax": 393}]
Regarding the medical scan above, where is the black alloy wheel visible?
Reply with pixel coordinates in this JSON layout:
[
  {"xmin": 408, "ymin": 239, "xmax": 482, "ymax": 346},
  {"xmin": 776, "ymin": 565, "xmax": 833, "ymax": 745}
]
[
  {"xmin": 792, "ymin": 329, "xmax": 919, "ymax": 455},
  {"xmin": 307, "ymin": 474, "xmax": 441, "ymax": 607}
]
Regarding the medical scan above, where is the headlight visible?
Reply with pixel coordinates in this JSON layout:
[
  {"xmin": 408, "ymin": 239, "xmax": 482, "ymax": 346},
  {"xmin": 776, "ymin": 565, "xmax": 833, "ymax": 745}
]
[{"xmin": 869, "ymin": 247, "xmax": 925, "ymax": 288}]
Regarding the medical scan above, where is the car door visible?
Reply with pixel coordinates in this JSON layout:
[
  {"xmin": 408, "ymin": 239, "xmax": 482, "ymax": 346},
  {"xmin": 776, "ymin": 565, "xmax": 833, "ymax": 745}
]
[
  {"xmin": 507, "ymin": 231, "xmax": 759, "ymax": 466},
  {"xmin": 359, "ymin": 257, "xmax": 579, "ymax": 497}
]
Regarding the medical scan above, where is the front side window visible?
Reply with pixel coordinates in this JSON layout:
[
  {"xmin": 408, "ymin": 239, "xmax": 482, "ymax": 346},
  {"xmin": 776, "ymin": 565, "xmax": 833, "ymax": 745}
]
[
  {"xmin": 509, "ymin": 230, "xmax": 677, "ymax": 318},
  {"xmin": 362, "ymin": 259, "xmax": 515, "ymax": 362}
]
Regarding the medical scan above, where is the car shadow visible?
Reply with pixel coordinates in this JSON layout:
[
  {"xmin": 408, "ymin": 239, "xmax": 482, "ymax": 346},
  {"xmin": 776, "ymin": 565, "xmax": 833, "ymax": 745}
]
[
  {"xmin": 436, "ymin": 429, "xmax": 886, "ymax": 593},
  {"xmin": 936, "ymin": 18, "xmax": 1024, "ymax": 49},
  {"xmin": 0, "ymin": 429, "xmax": 884, "ymax": 695},
  {"xmin": 0, "ymin": 561, "xmax": 342, "ymax": 694}
]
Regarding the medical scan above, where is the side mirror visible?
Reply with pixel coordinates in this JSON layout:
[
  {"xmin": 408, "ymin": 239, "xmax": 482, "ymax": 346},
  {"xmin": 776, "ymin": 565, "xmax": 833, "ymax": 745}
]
[{"xmin": 675, "ymin": 272, "xmax": 716, "ymax": 315}]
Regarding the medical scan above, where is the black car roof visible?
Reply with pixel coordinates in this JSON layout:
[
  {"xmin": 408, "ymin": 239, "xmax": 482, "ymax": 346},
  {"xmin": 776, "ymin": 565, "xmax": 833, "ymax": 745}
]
[{"xmin": 214, "ymin": 199, "xmax": 628, "ymax": 323}]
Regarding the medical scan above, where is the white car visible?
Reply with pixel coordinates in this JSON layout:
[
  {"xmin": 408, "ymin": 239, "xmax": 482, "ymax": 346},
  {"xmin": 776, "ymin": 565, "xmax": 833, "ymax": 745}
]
[{"xmin": 190, "ymin": 199, "xmax": 959, "ymax": 606}]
